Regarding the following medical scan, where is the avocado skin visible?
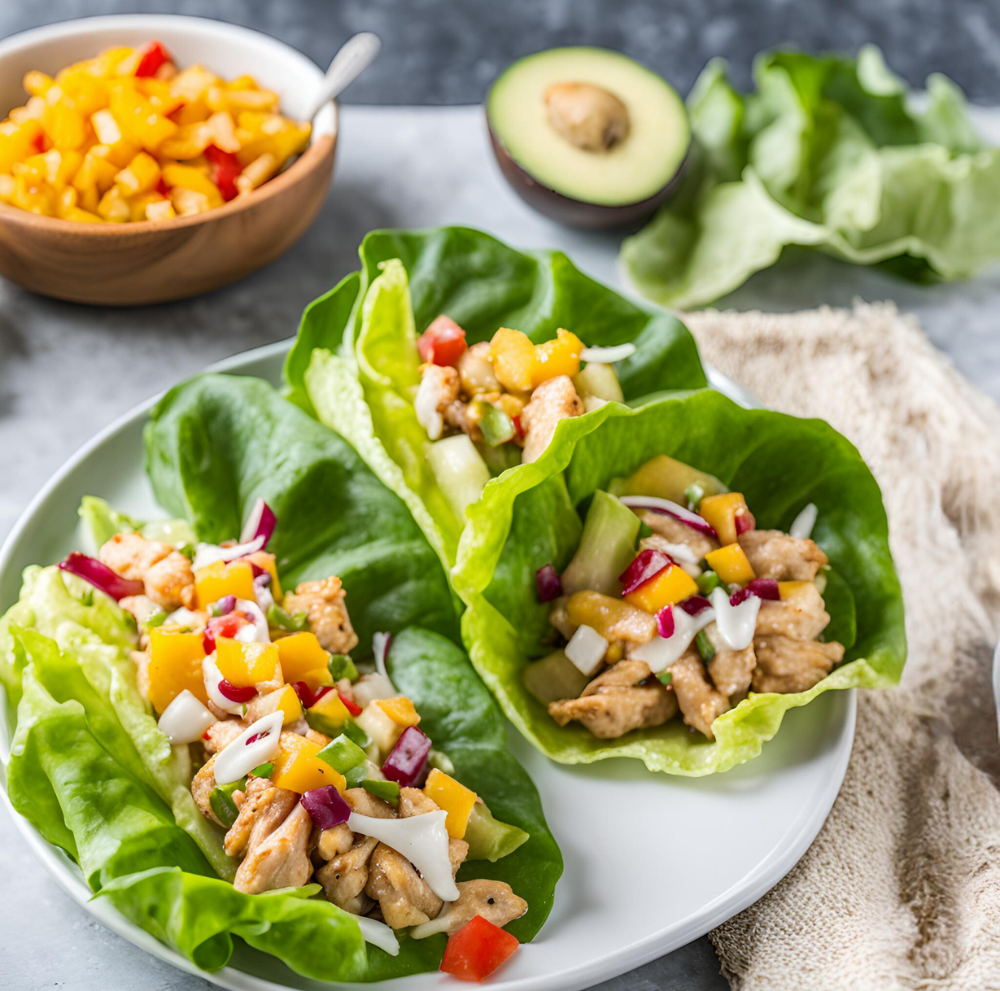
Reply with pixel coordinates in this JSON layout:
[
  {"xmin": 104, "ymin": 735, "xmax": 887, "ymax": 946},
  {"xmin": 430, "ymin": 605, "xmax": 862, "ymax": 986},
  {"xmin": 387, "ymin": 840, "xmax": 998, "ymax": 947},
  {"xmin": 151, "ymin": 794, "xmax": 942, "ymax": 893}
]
[{"xmin": 488, "ymin": 115, "xmax": 688, "ymax": 232}]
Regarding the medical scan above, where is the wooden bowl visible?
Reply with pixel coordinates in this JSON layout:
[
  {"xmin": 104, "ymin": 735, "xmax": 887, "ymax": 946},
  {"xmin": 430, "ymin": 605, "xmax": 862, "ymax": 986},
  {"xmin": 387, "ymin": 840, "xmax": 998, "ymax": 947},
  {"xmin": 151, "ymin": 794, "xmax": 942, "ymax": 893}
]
[{"xmin": 0, "ymin": 16, "xmax": 339, "ymax": 305}]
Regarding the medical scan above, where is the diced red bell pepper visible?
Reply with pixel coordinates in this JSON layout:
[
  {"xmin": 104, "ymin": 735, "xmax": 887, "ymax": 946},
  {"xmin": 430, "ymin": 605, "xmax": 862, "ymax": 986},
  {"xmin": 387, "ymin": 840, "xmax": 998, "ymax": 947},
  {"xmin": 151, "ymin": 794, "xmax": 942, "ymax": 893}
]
[
  {"xmin": 339, "ymin": 691, "xmax": 362, "ymax": 717},
  {"xmin": 155, "ymin": 176, "xmax": 171, "ymax": 197},
  {"xmin": 203, "ymin": 612, "xmax": 250, "ymax": 654},
  {"xmin": 289, "ymin": 680, "xmax": 333, "ymax": 709},
  {"xmin": 440, "ymin": 916, "xmax": 519, "ymax": 982},
  {"xmin": 135, "ymin": 41, "xmax": 171, "ymax": 78},
  {"xmin": 417, "ymin": 315, "xmax": 467, "ymax": 367},
  {"xmin": 205, "ymin": 144, "xmax": 242, "ymax": 202}
]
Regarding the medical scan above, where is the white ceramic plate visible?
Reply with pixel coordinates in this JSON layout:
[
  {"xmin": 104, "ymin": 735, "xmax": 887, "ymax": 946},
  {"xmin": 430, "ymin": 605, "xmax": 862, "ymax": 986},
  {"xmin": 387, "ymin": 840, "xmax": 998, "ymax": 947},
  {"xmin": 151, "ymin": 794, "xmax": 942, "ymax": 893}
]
[{"xmin": 0, "ymin": 341, "xmax": 854, "ymax": 991}]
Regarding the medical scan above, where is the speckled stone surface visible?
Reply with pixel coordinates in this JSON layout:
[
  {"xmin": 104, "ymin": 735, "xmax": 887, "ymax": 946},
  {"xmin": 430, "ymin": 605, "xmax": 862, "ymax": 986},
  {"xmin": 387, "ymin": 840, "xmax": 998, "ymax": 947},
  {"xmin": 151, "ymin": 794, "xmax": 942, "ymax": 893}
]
[{"xmin": 2, "ymin": 4, "xmax": 1000, "ymax": 991}]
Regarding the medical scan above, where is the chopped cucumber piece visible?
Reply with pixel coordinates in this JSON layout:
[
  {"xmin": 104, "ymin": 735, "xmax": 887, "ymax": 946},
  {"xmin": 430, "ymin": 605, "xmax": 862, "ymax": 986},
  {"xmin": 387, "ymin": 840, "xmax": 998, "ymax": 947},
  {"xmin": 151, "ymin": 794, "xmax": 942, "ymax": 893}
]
[
  {"xmin": 573, "ymin": 362, "xmax": 624, "ymax": 404},
  {"xmin": 474, "ymin": 401, "xmax": 515, "ymax": 446},
  {"xmin": 362, "ymin": 778, "xmax": 401, "ymax": 805},
  {"xmin": 464, "ymin": 803, "xmax": 529, "ymax": 862},
  {"xmin": 317, "ymin": 734, "xmax": 368, "ymax": 775},
  {"xmin": 427, "ymin": 434, "xmax": 491, "ymax": 521},
  {"xmin": 561, "ymin": 490, "xmax": 641, "ymax": 596},
  {"xmin": 522, "ymin": 649, "xmax": 590, "ymax": 704}
]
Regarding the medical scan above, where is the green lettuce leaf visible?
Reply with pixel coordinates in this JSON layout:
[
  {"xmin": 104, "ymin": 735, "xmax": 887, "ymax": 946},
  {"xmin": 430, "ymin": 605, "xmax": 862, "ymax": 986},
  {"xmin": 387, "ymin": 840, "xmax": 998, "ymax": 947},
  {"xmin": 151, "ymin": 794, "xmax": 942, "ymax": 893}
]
[
  {"xmin": 452, "ymin": 389, "xmax": 906, "ymax": 775},
  {"xmin": 285, "ymin": 226, "xmax": 706, "ymax": 566},
  {"xmin": 622, "ymin": 46, "xmax": 1000, "ymax": 308},
  {"xmin": 79, "ymin": 496, "xmax": 197, "ymax": 552}
]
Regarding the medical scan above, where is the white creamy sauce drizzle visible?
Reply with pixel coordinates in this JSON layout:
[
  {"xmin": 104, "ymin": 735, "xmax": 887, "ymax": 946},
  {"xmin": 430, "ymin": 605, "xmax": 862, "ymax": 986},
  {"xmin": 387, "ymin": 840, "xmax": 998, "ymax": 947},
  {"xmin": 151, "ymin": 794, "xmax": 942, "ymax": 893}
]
[
  {"xmin": 630, "ymin": 605, "xmax": 716, "ymax": 672},
  {"xmin": 347, "ymin": 810, "xmax": 459, "ymax": 902},
  {"xmin": 708, "ymin": 587, "xmax": 761, "ymax": 651},
  {"xmin": 157, "ymin": 689, "xmax": 215, "ymax": 744},
  {"xmin": 414, "ymin": 373, "xmax": 444, "ymax": 440},
  {"xmin": 191, "ymin": 535, "xmax": 266, "ymax": 571},
  {"xmin": 233, "ymin": 599, "xmax": 270, "ymax": 643},
  {"xmin": 213, "ymin": 711, "xmax": 283, "ymax": 784},
  {"xmin": 790, "ymin": 502, "xmax": 818, "ymax": 540},
  {"xmin": 356, "ymin": 916, "xmax": 400, "ymax": 955},
  {"xmin": 164, "ymin": 606, "xmax": 202, "ymax": 627}
]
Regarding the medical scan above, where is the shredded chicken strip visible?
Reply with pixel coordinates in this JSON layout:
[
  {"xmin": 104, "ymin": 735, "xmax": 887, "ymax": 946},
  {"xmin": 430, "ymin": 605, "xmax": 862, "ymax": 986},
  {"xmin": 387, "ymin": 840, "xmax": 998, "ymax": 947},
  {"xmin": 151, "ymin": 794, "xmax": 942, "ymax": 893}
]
[
  {"xmin": 738, "ymin": 529, "xmax": 828, "ymax": 581},
  {"xmin": 636, "ymin": 509, "xmax": 719, "ymax": 560},
  {"xmin": 756, "ymin": 582, "xmax": 831, "ymax": 640},
  {"xmin": 669, "ymin": 650, "xmax": 730, "ymax": 739},
  {"xmin": 520, "ymin": 375, "xmax": 583, "ymax": 463},
  {"xmin": 752, "ymin": 634, "xmax": 845, "ymax": 694},
  {"xmin": 233, "ymin": 802, "xmax": 313, "ymax": 894}
]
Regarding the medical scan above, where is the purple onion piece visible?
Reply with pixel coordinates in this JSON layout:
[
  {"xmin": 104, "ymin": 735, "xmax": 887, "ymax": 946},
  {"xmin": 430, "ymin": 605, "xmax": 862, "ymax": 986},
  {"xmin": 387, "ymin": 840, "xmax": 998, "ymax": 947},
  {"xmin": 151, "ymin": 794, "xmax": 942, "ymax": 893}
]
[
  {"xmin": 618, "ymin": 496, "xmax": 719, "ymax": 540},
  {"xmin": 240, "ymin": 497, "xmax": 277, "ymax": 549},
  {"xmin": 679, "ymin": 594, "xmax": 712, "ymax": 616},
  {"xmin": 211, "ymin": 594, "xmax": 237, "ymax": 617},
  {"xmin": 619, "ymin": 548, "xmax": 672, "ymax": 596},
  {"xmin": 656, "ymin": 604, "xmax": 675, "ymax": 638},
  {"xmin": 58, "ymin": 552, "xmax": 144, "ymax": 602},
  {"xmin": 382, "ymin": 726, "xmax": 432, "ymax": 786},
  {"xmin": 746, "ymin": 578, "xmax": 780, "ymax": 601},
  {"xmin": 301, "ymin": 786, "xmax": 351, "ymax": 829},
  {"xmin": 253, "ymin": 572, "xmax": 272, "ymax": 590},
  {"xmin": 535, "ymin": 564, "xmax": 562, "ymax": 603}
]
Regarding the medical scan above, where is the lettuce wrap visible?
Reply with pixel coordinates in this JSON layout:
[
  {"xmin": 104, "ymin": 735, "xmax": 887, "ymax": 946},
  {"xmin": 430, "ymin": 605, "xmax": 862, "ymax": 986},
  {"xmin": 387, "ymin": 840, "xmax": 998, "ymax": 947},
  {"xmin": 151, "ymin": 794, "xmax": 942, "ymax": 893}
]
[
  {"xmin": 284, "ymin": 226, "xmax": 707, "ymax": 566},
  {"xmin": 1, "ymin": 374, "xmax": 561, "ymax": 981},
  {"xmin": 450, "ymin": 389, "xmax": 906, "ymax": 775}
]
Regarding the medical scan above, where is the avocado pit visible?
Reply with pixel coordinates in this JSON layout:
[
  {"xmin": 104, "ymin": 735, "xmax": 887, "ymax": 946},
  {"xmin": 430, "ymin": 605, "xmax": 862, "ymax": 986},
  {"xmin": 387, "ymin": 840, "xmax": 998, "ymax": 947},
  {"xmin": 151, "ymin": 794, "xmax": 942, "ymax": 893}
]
[{"xmin": 544, "ymin": 81, "xmax": 630, "ymax": 153}]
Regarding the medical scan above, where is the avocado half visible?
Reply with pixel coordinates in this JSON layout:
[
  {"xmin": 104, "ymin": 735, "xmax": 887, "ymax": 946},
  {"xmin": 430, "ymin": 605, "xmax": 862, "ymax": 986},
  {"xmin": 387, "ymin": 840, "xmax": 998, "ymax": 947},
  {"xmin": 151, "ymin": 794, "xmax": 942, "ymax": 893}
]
[{"xmin": 487, "ymin": 47, "xmax": 690, "ymax": 230}]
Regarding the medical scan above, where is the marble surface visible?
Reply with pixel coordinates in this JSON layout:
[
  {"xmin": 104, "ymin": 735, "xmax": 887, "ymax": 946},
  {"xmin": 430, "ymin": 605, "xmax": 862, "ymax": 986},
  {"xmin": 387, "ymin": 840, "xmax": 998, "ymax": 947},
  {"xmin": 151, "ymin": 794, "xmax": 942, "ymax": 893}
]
[{"xmin": 2, "ymin": 36, "xmax": 1000, "ymax": 991}]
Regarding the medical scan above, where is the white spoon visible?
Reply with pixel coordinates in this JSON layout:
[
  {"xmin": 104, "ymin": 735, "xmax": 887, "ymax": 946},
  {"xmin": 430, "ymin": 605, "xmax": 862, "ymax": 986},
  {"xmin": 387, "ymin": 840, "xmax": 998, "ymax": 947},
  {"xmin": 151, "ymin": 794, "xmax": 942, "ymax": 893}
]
[{"xmin": 307, "ymin": 32, "xmax": 382, "ymax": 120}]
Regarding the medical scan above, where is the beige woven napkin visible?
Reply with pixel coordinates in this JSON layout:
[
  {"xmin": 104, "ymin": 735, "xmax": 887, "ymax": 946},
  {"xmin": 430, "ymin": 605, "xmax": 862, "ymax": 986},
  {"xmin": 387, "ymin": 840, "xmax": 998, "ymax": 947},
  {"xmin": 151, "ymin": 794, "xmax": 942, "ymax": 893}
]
[{"xmin": 681, "ymin": 303, "xmax": 1000, "ymax": 991}]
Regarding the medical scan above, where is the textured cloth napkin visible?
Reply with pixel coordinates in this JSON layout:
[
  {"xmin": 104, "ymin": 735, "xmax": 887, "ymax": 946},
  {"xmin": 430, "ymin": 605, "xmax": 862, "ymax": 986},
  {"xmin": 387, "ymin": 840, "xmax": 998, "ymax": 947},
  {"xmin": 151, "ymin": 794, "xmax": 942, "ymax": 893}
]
[{"xmin": 681, "ymin": 303, "xmax": 1000, "ymax": 991}]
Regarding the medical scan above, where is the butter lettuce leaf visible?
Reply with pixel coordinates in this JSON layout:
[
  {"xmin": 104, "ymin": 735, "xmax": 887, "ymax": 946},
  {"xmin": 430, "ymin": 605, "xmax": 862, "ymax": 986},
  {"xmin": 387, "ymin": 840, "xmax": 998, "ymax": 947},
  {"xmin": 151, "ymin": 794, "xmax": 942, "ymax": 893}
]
[
  {"xmin": 622, "ymin": 47, "xmax": 1000, "ymax": 308},
  {"xmin": 452, "ymin": 389, "xmax": 905, "ymax": 775}
]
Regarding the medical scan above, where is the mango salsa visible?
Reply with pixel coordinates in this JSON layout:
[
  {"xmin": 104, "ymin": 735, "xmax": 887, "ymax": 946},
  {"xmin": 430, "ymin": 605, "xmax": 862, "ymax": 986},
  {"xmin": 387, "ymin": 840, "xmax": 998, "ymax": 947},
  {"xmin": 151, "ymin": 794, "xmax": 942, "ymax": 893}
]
[
  {"xmin": 148, "ymin": 628, "xmax": 207, "ymax": 715},
  {"xmin": 271, "ymin": 733, "xmax": 346, "ymax": 794},
  {"xmin": 532, "ymin": 329, "xmax": 583, "ymax": 387},
  {"xmin": 376, "ymin": 696, "xmax": 421, "ymax": 728},
  {"xmin": 0, "ymin": 41, "xmax": 311, "ymax": 223},
  {"xmin": 193, "ymin": 559, "xmax": 255, "ymax": 608},
  {"xmin": 215, "ymin": 637, "xmax": 279, "ymax": 687},
  {"xmin": 704, "ymin": 544, "xmax": 756, "ymax": 585},
  {"xmin": 276, "ymin": 631, "xmax": 329, "ymax": 683},
  {"xmin": 624, "ymin": 564, "xmax": 699, "ymax": 614},
  {"xmin": 424, "ymin": 768, "xmax": 478, "ymax": 839},
  {"xmin": 699, "ymin": 493, "xmax": 754, "ymax": 547}
]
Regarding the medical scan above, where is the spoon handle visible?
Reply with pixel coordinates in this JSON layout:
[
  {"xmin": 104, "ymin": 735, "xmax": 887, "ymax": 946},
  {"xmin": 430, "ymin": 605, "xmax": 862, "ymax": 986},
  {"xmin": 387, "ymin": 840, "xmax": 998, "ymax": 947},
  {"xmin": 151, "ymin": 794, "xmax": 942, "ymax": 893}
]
[{"xmin": 308, "ymin": 32, "xmax": 382, "ymax": 120}]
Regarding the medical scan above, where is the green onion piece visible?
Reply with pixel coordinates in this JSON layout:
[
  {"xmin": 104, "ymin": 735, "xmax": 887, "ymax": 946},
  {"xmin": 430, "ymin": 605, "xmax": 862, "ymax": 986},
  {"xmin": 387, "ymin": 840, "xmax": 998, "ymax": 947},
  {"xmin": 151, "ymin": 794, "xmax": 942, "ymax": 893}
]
[
  {"xmin": 266, "ymin": 604, "xmax": 309, "ymax": 632},
  {"xmin": 328, "ymin": 654, "xmax": 359, "ymax": 682},
  {"xmin": 636, "ymin": 521, "xmax": 653, "ymax": 542},
  {"xmin": 343, "ymin": 719, "xmax": 371, "ymax": 750},
  {"xmin": 696, "ymin": 571, "xmax": 728, "ymax": 596},
  {"xmin": 209, "ymin": 778, "xmax": 245, "ymax": 828},
  {"xmin": 656, "ymin": 670, "xmax": 673, "ymax": 686},
  {"xmin": 240, "ymin": 704, "xmax": 248, "ymax": 718},
  {"xmin": 685, "ymin": 483, "xmax": 705, "ymax": 510},
  {"xmin": 316, "ymin": 734, "xmax": 368, "ymax": 774},
  {"xmin": 145, "ymin": 610, "xmax": 168, "ymax": 629},
  {"xmin": 250, "ymin": 762, "xmax": 274, "ymax": 779},
  {"xmin": 475, "ymin": 401, "xmax": 515, "ymax": 447},
  {"xmin": 362, "ymin": 779, "xmax": 401, "ymax": 805},
  {"xmin": 344, "ymin": 763, "xmax": 369, "ymax": 788},
  {"xmin": 695, "ymin": 630, "xmax": 716, "ymax": 663}
]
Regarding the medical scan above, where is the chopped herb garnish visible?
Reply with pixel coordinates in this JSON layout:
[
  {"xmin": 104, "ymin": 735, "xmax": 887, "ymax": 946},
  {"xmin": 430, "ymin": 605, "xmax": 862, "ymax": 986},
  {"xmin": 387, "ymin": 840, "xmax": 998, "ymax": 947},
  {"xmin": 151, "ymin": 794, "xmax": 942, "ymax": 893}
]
[
  {"xmin": 696, "ymin": 571, "xmax": 728, "ymax": 596},
  {"xmin": 695, "ymin": 630, "xmax": 716, "ymax": 663},
  {"xmin": 656, "ymin": 670, "xmax": 673, "ymax": 686},
  {"xmin": 362, "ymin": 778, "xmax": 401, "ymax": 805},
  {"xmin": 250, "ymin": 762, "xmax": 274, "ymax": 779},
  {"xmin": 177, "ymin": 543, "xmax": 195, "ymax": 560},
  {"xmin": 240, "ymin": 704, "xmax": 248, "ymax": 718},
  {"xmin": 145, "ymin": 610, "xmax": 168, "ymax": 628},
  {"xmin": 266, "ymin": 604, "xmax": 309, "ymax": 632},
  {"xmin": 685, "ymin": 483, "xmax": 705, "ymax": 510},
  {"xmin": 328, "ymin": 653, "xmax": 359, "ymax": 682}
]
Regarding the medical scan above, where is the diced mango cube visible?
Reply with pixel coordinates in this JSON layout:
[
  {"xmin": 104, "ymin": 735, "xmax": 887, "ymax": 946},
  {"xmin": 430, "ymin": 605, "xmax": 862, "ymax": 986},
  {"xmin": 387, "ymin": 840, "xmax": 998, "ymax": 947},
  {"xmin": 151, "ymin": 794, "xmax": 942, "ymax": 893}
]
[
  {"xmin": 244, "ymin": 550, "xmax": 282, "ymax": 600},
  {"xmin": 160, "ymin": 162, "xmax": 223, "ymax": 206},
  {"xmin": 215, "ymin": 637, "xmax": 279, "ymax": 687},
  {"xmin": 193, "ymin": 559, "xmax": 256, "ymax": 608},
  {"xmin": 145, "ymin": 198, "xmax": 175, "ymax": 221},
  {"xmin": 114, "ymin": 150, "xmax": 161, "ymax": 195},
  {"xmin": 0, "ymin": 120, "xmax": 44, "ymax": 172},
  {"xmin": 376, "ymin": 696, "xmax": 420, "ymax": 728},
  {"xmin": 705, "ymin": 544, "xmax": 756, "ymax": 585},
  {"xmin": 778, "ymin": 580, "xmax": 814, "ymax": 600},
  {"xmin": 532, "ymin": 329, "xmax": 583, "ymax": 387},
  {"xmin": 250, "ymin": 684, "xmax": 302, "ymax": 725},
  {"xmin": 309, "ymin": 690, "xmax": 351, "ymax": 730},
  {"xmin": 169, "ymin": 65, "xmax": 221, "ymax": 103},
  {"xmin": 127, "ymin": 190, "xmax": 166, "ymax": 222},
  {"xmin": 275, "ymin": 631, "xmax": 330, "ymax": 683},
  {"xmin": 490, "ymin": 327, "xmax": 536, "ymax": 394},
  {"xmin": 110, "ymin": 83, "xmax": 177, "ymax": 150},
  {"xmin": 148, "ymin": 628, "xmax": 208, "ymax": 714},
  {"xmin": 73, "ymin": 149, "xmax": 120, "ymax": 195},
  {"xmin": 271, "ymin": 733, "xmax": 345, "ymax": 794},
  {"xmin": 63, "ymin": 206, "xmax": 102, "ymax": 223},
  {"xmin": 424, "ymin": 768, "xmax": 477, "ymax": 839},
  {"xmin": 44, "ymin": 103, "xmax": 88, "ymax": 150},
  {"xmin": 11, "ymin": 173, "xmax": 55, "ymax": 216},
  {"xmin": 624, "ymin": 563, "xmax": 699, "ymax": 614},
  {"xmin": 23, "ymin": 71, "xmax": 56, "ymax": 99},
  {"xmin": 699, "ymin": 493, "xmax": 754, "ymax": 547}
]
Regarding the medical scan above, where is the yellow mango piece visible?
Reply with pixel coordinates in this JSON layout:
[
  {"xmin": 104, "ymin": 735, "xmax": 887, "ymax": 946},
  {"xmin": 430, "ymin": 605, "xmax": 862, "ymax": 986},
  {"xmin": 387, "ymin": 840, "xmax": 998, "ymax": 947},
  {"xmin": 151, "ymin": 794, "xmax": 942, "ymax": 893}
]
[
  {"xmin": 245, "ymin": 550, "xmax": 282, "ymax": 600},
  {"xmin": 63, "ymin": 206, "xmax": 102, "ymax": 223},
  {"xmin": 73, "ymin": 149, "xmax": 119, "ymax": 195},
  {"xmin": 127, "ymin": 190, "xmax": 165, "ymax": 222},
  {"xmin": 376, "ymin": 696, "xmax": 420, "ymax": 728},
  {"xmin": 235, "ymin": 117, "xmax": 310, "ymax": 167},
  {"xmin": 309, "ymin": 690, "xmax": 350, "ymax": 726},
  {"xmin": 157, "ymin": 121, "xmax": 212, "ymax": 160},
  {"xmin": 0, "ymin": 119, "xmax": 43, "ymax": 172},
  {"xmin": 44, "ymin": 103, "xmax": 88, "ymax": 151},
  {"xmin": 170, "ymin": 65, "xmax": 221, "ymax": 103},
  {"xmin": 23, "ymin": 71, "xmax": 56, "ymax": 98},
  {"xmin": 145, "ymin": 199, "xmax": 175, "ymax": 221},
  {"xmin": 148, "ymin": 628, "xmax": 208, "ymax": 715},
  {"xmin": 303, "ymin": 666, "xmax": 334, "ymax": 691},
  {"xmin": 276, "ymin": 631, "xmax": 330, "ymax": 683},
  {"xmin": 11, "ymin": 173, "xmax": 55, "ymax": 216},
  {"xmin": 424, "ymin": 768, "xmax": 477, "ymax": 840},
  {"xmin": 215, "ymin": 638, "xmax": 280, "ymax": 687},
  {"xmin": 532, "ymin": 329, "xmax": 583, "ymax": 387},
  {"xmin": 778, "ymin": 581, "xmax": 814, "ymax": 600},
  {"xmin": 160, "ymin": 162, "xmax": 223, "ymax": 206},
  {"xmin": 169, "ymin": 186, "xmax": 211, "ymax": 216},
  {"xmin": 25, "ymin": 148, "xmax": 81, "ymax": 187},
  {"xmin": 96, "ymin": 185, "xmax": 129, "ymax": 222},
  {"xmin": 699, "ymin": 492, "xmax": 753, "ymax": 548},
  {"xmin": 251, "ymin": 684, "xmax": 302, "ymax": 726},
  {"xmin": 624, "ymin": 563, "xmax": 699, "ymax": 614},
  {"xmin": 114, "ymin": 150, "xmax": 161, "ymax": 195},
  {"xmin": 110, "ymin": 83, "xmax": 177, "ymax": 150},
  {"xmin": 705, "ymin": 544, "xmax": 756, "ymax": 585},
  {"xmin": 193, "ymin": 559, "xmax": 256, "ymax": 608},
  {"xmin": 271, "ymin": 734, "xmax": 345, "ymax": 794},
  {"xmin": 490, "ymin": 327, "xmax": 536, "ymax": 393},
  {"xmin": 0, "ymin": 174, "xmax": 15, "ymax": 202},
  {"xmin": 207, "ymin": 86, "xmax": 278, "ymax": 114},
  {"xmin": 58, "ymin": 71, "xmax": 109, "ymax": 116}
]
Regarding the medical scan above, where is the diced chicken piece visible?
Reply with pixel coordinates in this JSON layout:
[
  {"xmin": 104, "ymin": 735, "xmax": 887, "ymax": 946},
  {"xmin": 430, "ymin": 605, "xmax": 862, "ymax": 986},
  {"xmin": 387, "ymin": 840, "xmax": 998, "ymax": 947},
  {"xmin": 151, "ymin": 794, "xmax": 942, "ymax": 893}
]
[
  {"xmin": 738, "ymin": 530, "xmax": 828, "ymax": 581},
  {"xmin": 520, "ymin": 375, "xmax": 583, "ymax": 463},
  {"xmin": 202, "ymin": 719, "xmax": 244, "ymax": 754},
  {"xmin": 756, "ymin": 582, "xmax": 830, "ymax": 640},
  {"xmin": 283, "ymin": 576, "xmax": 359, "ymax": 655},
  {"xmin": 637, "ymin": 510, "xmax": 719, "ymax": 561},
  {"xmin": 443, "ymin": 399, "xmax": 482, "ymax": 441},
  {"xmin": 233, "ymin": 802, "xmax": 313, "ymax": 894},
  {"xmin": 457, "ymin": 341, "xmax": 500, "ymax": 396},
  {"xmin": 131, "ymin": 649, "xmax": 151, "ymax": 704},
  {"xmin": 317, "ymin": 835, "xmax": 378, "ymax": 915},
  {"xmin": 548, "ymin": 659, "xmax": 677, "ymax": 739},
  {"xmin": 669, "ymin": 650, "xmax": 730, "ymax": 740},
  {"xmin": 316, "ymin": 823, "xmax": 354, "ymax": 861},
  {"xmin": 223, "ymin": 776, "xmax": 299, "ymax": 858},
  {"xmin": 366, "ymin": 842, "xmax": 444, "ymax": 927},
  {"xmin": 705, "ymin": 634, "xmax": 756, "ymax": 700},
  {"xmin": 191, "ymin": 755, "xmax": 220, "ymax": 824},
  {"xmin": 752, "ymin": 635, "xmax": 844, "ymax": 694},
  {"xmin": 424, "ymin": 880, "xmax": 528, "ymax": 937},
  {"xmin": 99, "ymin": 532, "xmax": 194, "ymax": 609},
  {"xmin": 415, "ymin": 364, "xmax": 461, "ymax": 440},
  {"xmin": 344, "ymin": 787, "xmax": 397, "ymax": 819}
]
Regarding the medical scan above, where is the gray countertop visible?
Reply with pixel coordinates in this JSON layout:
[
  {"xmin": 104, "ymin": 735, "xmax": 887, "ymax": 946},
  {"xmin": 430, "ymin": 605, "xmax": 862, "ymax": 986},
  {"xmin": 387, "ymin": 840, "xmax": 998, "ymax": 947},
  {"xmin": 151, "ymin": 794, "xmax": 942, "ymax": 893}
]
[{"xmin": 3, "ymin": 4, "xmax": 1000, "ymax": 990}]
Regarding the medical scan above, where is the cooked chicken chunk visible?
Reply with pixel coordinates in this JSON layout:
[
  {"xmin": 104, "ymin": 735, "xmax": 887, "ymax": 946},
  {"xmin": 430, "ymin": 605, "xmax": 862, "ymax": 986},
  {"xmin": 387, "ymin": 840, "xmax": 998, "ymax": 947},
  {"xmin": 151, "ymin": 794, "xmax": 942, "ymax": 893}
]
[
  {"xmin": 223, "ymin": 777, "xmax": 299, "ymax": 858},
  {"xmin": 283, "ymin": 576, "xmax": 359, "ymax": 655},
  {"xmin": 738, "ymin": 530, "xmax": 828, "ymax": 581},
  {"xmin": 343, "ymin": 787, "xmax": 397, "ymax": 819},
  {"xmin": 443, "ymin": 399, "xmax": 482, "ymax": 440},
  {"xmin": 317, "ymin": 835, "xmax": 378, "ymax": 915},
  {"xmin": 637, "ymin": 509, "xmax": 719, "ymax": 561},
  {"xmin": 415, "ymin": 364, "xmax": 461, "ymax": 440},
  {"xmin": 548, "ymin": 659, "xmax": 677, "ymax": 738},
  {"xmin": 566, "ymin": 591, "xmax": 657, "ymax": 645},
  {"xmin": 202, "ymin": 719, "xmax": 244, "ymax": 755},
  {"xmin": 756, "ymin": 582, "xmax": 830, "ymax": 640},
  {"xmin": 520, "ymin": 375, "xmax": 583, "ymax": 463},
  {"xmin": 399, "ymin": 786, "xmax": 438, "ymax": 818},
  {"xmin": 234, "ymin": 802, "xmax": 313, "ymax": 894},
  {"xmin": 706, "ymin": 641, "xmax": 756, "ymax": 701},
  {"xmin": 421, "ymin": 879, "xmax": 528, "ymax": 936},
  {"xmin": 752, "ymin": 635, "xmax": 844, "ymax": 694},
  {"xmin": 99, "ymin": 532, "xmax": 194, "ymax": 609},
  {"xmin": 366, "ymin": 842, "xmax": 444, "ymax": 928},
  {"xmin": 457, "ymin": 341, "xmax": 500, "ymax": 396},
  {"xmin": 669, "ymin": 650, "xmax": 730, "ymax": 740},
  {"xmin": 316, "ymin": 823, "xmax": 354, "ymax": 861},
  {"xmin": 191, "ymin": 755, "xmax": 221, "ymax": 824}
]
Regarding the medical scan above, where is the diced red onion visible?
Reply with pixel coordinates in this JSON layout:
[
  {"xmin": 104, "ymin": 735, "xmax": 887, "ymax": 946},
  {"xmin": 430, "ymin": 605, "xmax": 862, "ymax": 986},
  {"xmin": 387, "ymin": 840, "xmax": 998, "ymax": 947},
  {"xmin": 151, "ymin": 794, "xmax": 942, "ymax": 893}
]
[
  {"xmin": 535, "ymin": 564, "xmax": 563, "ymax": 603},
  {"xmin": 210, "ymin": 594, "xmax": 237, "ymax": 617},
  {"xmin": 240, "ymin": 497, "xmax": 277, "ymax": 548},
  {"xmin": 301, "ymin": 786, "xmax": 351, "ymax": 829},
  {"xmin": 656, "ymin": 605, "xmax": 675, "ymax": 638},
  {"xmin": 218, "ymin": 678, "xmax": 258, "ymax": 704},
  {"xmin": 731, "ymin": 579, "xmax": 780, "ymax": 606},
  {"xmin": 619, "ymin": 548, "xmax": 672, "ymax": 595},
  {"xmin": 339, "ymin": 691, "xmax": 362, "ymax": 717},
  {"xmin": 618, "ymin": 496, "xmax": 719, "ymax": 540},
  {"xmin": 290, "ymin": 681, "xmax": 333, "ymax": 709},
  {"xmin": 382, "ymin": 726, "xmax": 432, "ymax": 786},
  {"xmin": 734, "ymin": 509, "xmax": 756, "ymax": 536},
  {"xmin": 679, "ymin": 594, "xmax": 713, "ymax": 616},
  {"xmin": 58, "ymin": 552, "xmax": 143, "ymax": 602}
]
